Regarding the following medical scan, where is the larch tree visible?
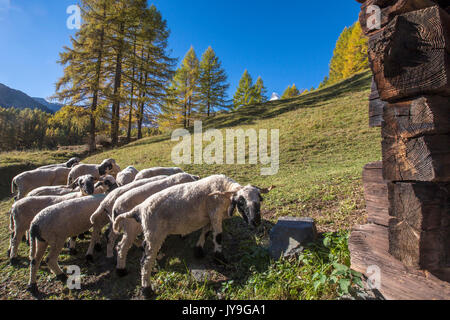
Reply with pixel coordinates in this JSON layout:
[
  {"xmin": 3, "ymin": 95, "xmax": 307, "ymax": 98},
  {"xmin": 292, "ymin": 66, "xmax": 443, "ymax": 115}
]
[
  {"xmin": 198, "ymin": 46, "xmax": 229, "ymax": 117},
  {"xmin": 54, "ymin": 0, "xmax": 110, "ymax": 152},
  {"xmin": 252, "ymin": 76, "xmax": 268, "ymax": 104},
  {"xmin": 233, "ymin": 69, "xmax": 254, "ymax": 110}
]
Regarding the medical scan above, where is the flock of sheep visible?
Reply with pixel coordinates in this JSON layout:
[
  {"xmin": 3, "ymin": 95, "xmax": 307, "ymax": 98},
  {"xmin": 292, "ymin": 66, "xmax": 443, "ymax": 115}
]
[{"xmin": 6, "ymin": 157, "xmax": 274, "ymax": 299}]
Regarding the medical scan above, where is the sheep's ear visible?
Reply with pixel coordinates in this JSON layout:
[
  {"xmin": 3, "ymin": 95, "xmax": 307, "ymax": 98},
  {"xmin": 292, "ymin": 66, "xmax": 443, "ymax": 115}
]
[
  {"xmin": 258, "ymin": 185, "xmax": 276, "ymax": 194},
  {"xmin": 68, "ymin": 178, "xmax": 80, "ymax": 190},
  {"xmin": 94, "ymin": 181, "xmax": 104, "ymax": 189},
  {"xmin": 209, "ymin": 188, "xmax": 240, "ymax": 199}
]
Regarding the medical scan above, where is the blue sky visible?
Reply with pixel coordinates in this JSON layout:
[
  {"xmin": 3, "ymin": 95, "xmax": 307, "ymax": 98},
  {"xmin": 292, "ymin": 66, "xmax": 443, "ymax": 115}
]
[{"xmin": 0, "ymin": 0, "xmax": 361, "ymax": 100}]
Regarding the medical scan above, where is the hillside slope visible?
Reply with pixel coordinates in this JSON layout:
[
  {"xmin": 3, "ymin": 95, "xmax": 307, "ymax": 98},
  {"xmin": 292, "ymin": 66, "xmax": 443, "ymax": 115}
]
[
  {"xmin": 0, "ymin": 83, "xmax": 51, "ymax": 113},
  {"xmin": 0, "ymin": 70, "xmax": 382, "ymax": 300}
]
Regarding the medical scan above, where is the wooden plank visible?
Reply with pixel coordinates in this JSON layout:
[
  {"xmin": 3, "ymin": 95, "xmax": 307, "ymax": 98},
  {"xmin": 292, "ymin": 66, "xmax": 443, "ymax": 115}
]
[
  {"xmin": 363, "ymin": 161, "xmax": 389, "ymax": 227},
  {"xmin": 368, "ymin": 6, "xmax": 450, "ymax": 102},
  {"xmin": 388, "ymin": 182, "xmax": 450, "ymax": 271},
  {"xmin": 349, "ymin": 223, "xmax": 450, "ymax": 300},
  {"xmin": 383, "ymin": 96, "xmax": 450, "ymax": 139},
  {"xmin": 359, "ymin": 0, "xmax": 436, "ymax": 35},
  {"xmin": 369, "ymin": 98, "xmax": 386, "ymax": 127},
  {"xmin": 382, "ymin": 134, "xmax": 450, "ymax": 182}
]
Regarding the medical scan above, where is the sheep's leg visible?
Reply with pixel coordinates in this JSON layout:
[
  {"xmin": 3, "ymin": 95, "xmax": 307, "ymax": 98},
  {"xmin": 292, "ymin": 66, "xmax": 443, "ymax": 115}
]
[
  {"xmin": 106, "ymin": 225, "xmax": 119, "ymax": 258},
  {"xmin": 116, "ymin": 221, "xmax": 140, "ymax": 276},
  {"xmin": 140, "ymin": 232, "xmax": 165, "ymax": 299},
  {"xmin": 211, "ymin": 218, "xmax": 227, "ymax": 264},
  {"xmin": 28, "ymin": 240, "xmax": 47, "ymax": 294},
  {"xmin": 46, "ymin": 240, "xmax": 68, "ymax": 283},
  {"xmin": 68, "ymin": 237, "xmax": 77, "ymax": 255},
  {"xmin": 9, "ymin": 227, "xmax": 26, "ymax": 261},
  {"xmin": 194, "ymin": 224, "xmax": 211, "ymax": 259},
  {"xmin": 86, "ymin": 225, "xmax": 102, "ymax": 262}
]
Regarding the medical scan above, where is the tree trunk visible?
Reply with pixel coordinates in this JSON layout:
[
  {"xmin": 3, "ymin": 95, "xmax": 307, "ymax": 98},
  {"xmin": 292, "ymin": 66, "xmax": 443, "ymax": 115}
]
[
  {"xmin": 127, "ymin": 36, "xmax": 137, "ymax": 143},
  {"xmin": 111, "ymin": 22, "xmax": 125, "ymax": 147}
]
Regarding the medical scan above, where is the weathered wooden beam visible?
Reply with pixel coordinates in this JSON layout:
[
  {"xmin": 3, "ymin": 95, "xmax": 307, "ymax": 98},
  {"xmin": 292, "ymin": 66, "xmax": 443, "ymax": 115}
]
[
  {"xmin": 382, "ymin": 96, "xmax": 450, "ymax": 139},
  {"xmin": 368, "ymin": 6, "xmax": 450, "ymax": 102},
  {"xmin": 349, "ymin": 223, "xmax": 450, "ymax": 299},
  {"xmin": 381, "ymin": 95, "xmax": 450, "ymax": 181},
  {"xmin": 363, "ymin": 161, "xmax": 389, "ymax": 227},
  {"xmin": 382, "ymin": 134, "xmax": 450, "ymax": 182},
  {"xmin": 388, "ymin": 182, "xmax": 450, "ymax": 276},
  {"xmin": 358, "ymin": 0, "xmax": 436, "ymax": 35},
  {"xmin": 369, "ymin": 98, "xmax": 386, "ymax": 127}
]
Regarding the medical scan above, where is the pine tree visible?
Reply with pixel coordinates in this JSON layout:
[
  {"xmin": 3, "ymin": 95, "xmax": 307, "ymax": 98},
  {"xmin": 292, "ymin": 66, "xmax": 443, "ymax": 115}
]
[
  {"xmin": 252, "ymin": 76, "xmax": 268, "ymax": 104},
  {"xmin": 233, "ymin": 70, "xmax": 254, "ymax": 109},
  {"xmin": 198, "ymin": 46, "xmax": 229, "ymax": 117}
]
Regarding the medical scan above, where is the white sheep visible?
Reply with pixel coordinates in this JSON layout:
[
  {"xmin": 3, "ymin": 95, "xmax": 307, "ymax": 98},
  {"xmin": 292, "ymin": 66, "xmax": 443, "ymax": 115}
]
[
  {"xmin": 87, "ymin": 175, "xmax": 169, "ymax": 260},
  {"xmin": 134, "ymin": 167, "xmax": 184, "ymax": 181},
  {"xmin": 112, "ymin": 175, "xmax": 274, "ymax": 298},
  {"xmin": 67, "ymin": 159, "xmax": 121, "ymax": 184},
  {"xmin": 109, "ymin": 173, "xmax": 200, "ymax": 276},
  {"xmin": 7, "ymin": 174, "xmax": 111, "ymax": 262},
  {"xmin": 27, "ymin": 193, "xmax": 109, "ymax": 295},
  {"xmin": 11, "ymin": 167, "xmax": 72, "ymax": 200},
  {"xmin": 27, "ymin": 185, "xmax": 79, "ymax": 197},
  {"xmin": 116, "ymin": 166, "xmax": 139, "ymax": 186},
  {"xmin": 38, "ymin": 157, "xmax": 80, "ymax": 170}
]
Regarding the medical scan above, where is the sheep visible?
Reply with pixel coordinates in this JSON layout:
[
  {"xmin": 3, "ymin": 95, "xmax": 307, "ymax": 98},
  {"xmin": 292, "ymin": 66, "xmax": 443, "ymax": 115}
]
[
  {"xmin": 11, "ymin": 167, "xmax": 72, "ymax": 200},
  {"xmin": 112, "ymin": 175, "xmax": 274, "ymax": 298},
  {"xmin": 27, "ymin": 185, "xmax": 80, "ymax": 197},
  {"xmin": 27, "ymin": 193, "xmax": 109, "ymax": 295},
  {"xmin": 116, "ymin": 166, "xmax": 139, "ymax": 186},
  {"xmin": 88, "ymin": 175, "xmax": 169, "ymax": 259},
  {"xmin": 67, "ymin": 159, "xmax": 121, "ymax": 185},
  {"xmin": 134, "ymin": 167, "xmax": 184, "ymax": 181},
  {"xmin": 38, "ymin": 157, "xmax": 80, "ymax": 170},
  {"xmin": 7, "ymin": 174, "xmax": 112, "ymax": 263},
  {"xmin": 109, "ymin": 173, "xmax": 200, "ymax": 275}
]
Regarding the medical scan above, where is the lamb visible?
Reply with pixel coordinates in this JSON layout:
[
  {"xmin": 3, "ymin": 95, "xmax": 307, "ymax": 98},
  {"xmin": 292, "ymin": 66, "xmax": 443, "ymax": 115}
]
[
  {"xmin": 116, "ymin": 166, "xmax": 139, "ymax": 186},
  {"xmin": 38, "ymin": 157, "xmax": 80, "ymax": 170},
  {"xmin": 109, "ymin": 173, "xmax": 200, "ymax": 275},
  {"xmin": 67, "ymin": 159, "xmax": 121, "ymax": 184},
  {"xmin": 27, "ymin": 193, "xmax": 109, "ymax": 295},
  {"xmin": 112, "ymin": 175, "xmax": 274, "ymax": 298},
  {"xmin": 134, "ymin": 167, "xmax": 184, "ymax": 181},
  {"xmin": 87, "ymin": 175, "xmax": 169, "ymax": 259},
  {"xmin": 11, "ymin": 167, "xmax": 72, "ymax": 200},
  {"xmin": 7, "ymin": 174, "xmax": 112, "ymax": 262}
]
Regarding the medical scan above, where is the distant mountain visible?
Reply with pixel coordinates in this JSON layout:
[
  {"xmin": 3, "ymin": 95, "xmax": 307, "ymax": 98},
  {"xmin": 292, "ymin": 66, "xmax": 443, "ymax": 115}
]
[
  {"xmin": 32, "ymin": 97, "xmax": 63, "ymax": 113},
  {"xmin": 0, "ymin": 83, "xmax": 52, "ymax": 113}
]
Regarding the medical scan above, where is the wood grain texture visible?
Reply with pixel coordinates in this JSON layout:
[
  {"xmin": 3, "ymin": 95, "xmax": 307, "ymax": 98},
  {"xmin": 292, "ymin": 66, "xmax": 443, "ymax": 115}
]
[
  {"xmin": 359, "ymin": 0, "xmax": 436, "ymax": 35},
  {"xmin": 363, "ymin": 161, "xmax": 389, "ymax": 227},
  {"xmin": 368, "ymin": 6, "xmax": 450, "ymax": 102},
  {"xmin": 349, "ymin": 223, "xmax": 450, "ymax": 299},
  {"xmin": 388, "ymin": 182, "xmax": 450, "ymax": 272},
  {"xmin": 382, "ymin": 134, "xmax": 450, "ymax": 182}
]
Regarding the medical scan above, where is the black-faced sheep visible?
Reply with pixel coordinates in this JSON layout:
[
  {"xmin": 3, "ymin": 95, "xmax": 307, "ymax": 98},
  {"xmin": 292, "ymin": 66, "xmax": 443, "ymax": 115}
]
[
  {"xmin": 67, "ymin": 159, "xmax": 121, "ymax": 184},
  {"xmin": 87, "ymin": 175, "xmax": 169, "ymax": 260},
  {"xmin": 109, "ymin": 173, "xmax": 200, "ymax": 276},
  {"xmin": 116, "ymin": 166, "xmax": 139, "ymax": 186},
  {"xmin": 11, "ymin": 167, "xmax": 72, "ymax": 200},
  {"xmin": 112, "ymin": 175, "xmax": 274, "ymax": 298},
  {"xmin": 7, "ymin": 175, "xmax": 109, "ymax": 262},
  {"xmin": 27, "ymin": 193, "xmax": 110, "ymax": 295},
  {"xmin": 38, "ymin": 157, "xmax": 80, "ymax": 170},
  {"xmin": 134, "ymin": 167, "xmax": 184, "ymax": 181}
]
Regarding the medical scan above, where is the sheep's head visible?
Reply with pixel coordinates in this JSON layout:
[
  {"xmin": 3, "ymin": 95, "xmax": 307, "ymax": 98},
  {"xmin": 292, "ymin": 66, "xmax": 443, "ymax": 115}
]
[
  {"xmin": 99, "ymin": 159, "xmax": 120, "ymax": 176},
  {"xmin": 95, "ymin": 175, "xmax": 118, "ymax": 193},
  {"xmin": 66, "ymin": 157, "xmax": 80, "ymax": 168},
  {"xmin": 70, "ymin": 175, "xmax": 96, "ymax": 196},
  {"xmin": 231, "ymin": 185, "xmax": 275, "ymax": 227}
]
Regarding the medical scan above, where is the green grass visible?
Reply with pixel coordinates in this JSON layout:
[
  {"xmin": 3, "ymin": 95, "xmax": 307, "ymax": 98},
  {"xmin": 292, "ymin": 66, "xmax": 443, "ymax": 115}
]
[{"xmin": 0, "ymin": 70, "xmax": 381, "ymax": 300}]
